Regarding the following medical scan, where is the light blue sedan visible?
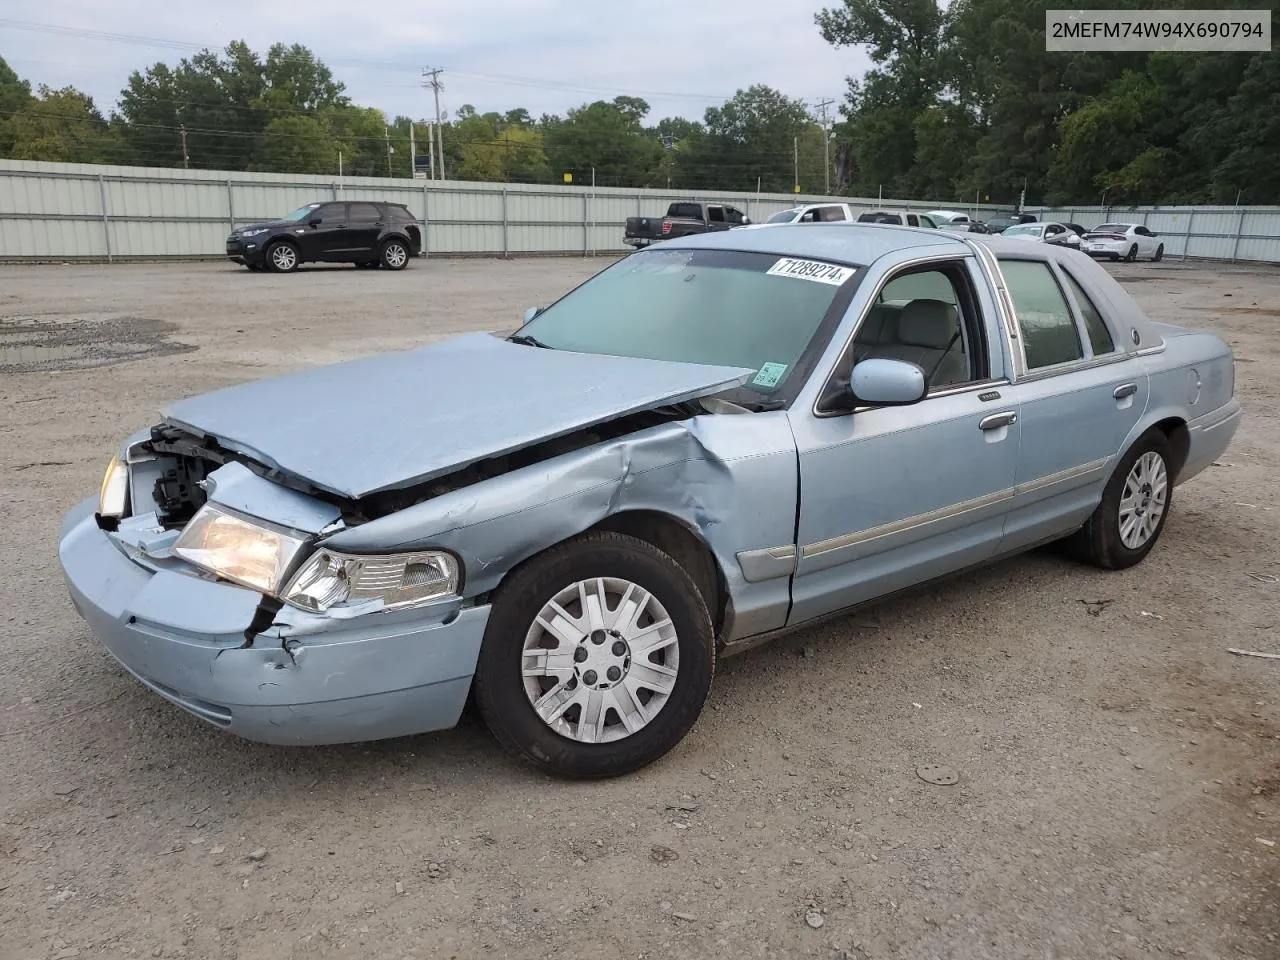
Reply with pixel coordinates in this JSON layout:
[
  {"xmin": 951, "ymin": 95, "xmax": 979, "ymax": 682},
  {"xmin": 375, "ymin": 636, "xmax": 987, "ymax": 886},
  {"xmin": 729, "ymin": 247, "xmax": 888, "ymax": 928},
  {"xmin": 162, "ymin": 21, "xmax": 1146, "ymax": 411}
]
[{"xmin": 58, "ymin": 224, "xmax": 1241, "ymax": 778}]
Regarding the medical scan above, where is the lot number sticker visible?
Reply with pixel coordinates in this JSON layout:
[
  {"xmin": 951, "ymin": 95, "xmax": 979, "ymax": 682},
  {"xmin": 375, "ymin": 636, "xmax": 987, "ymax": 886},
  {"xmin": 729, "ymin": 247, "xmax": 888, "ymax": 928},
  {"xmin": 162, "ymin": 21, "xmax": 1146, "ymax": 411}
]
[
  {"xmin": 752, "ymin": 362, "xmax": 789, "ymax": 388},
  {"xmin": 766, "ymin": 257, "xmax": 855, "ymax": 285}
]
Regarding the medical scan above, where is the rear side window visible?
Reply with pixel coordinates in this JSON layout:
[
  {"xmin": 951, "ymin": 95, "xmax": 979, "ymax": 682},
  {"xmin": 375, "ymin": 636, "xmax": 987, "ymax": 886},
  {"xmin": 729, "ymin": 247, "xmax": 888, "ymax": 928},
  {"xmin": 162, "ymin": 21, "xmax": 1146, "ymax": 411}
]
[
  {"xmin": 667, "ymin": 203, "xmax": 702, "ymax": 219},
  {"xmin": 349, "ymin": 203, "xmax": 381, "ymax": 222},
  {"xmin": 1061, "ymin": 270, "xmax": 1115, "ymax": 355},
  {"xmin": 817, "ymin": 206, "xmax": 846, "ymax": 222},
  {"xmin": 999, "ymin": 259, "xmax": 1084, "ymax": 370},
  {"xmin": 708, "ymin": 206, "xmax": 726, "ymax": 223}
]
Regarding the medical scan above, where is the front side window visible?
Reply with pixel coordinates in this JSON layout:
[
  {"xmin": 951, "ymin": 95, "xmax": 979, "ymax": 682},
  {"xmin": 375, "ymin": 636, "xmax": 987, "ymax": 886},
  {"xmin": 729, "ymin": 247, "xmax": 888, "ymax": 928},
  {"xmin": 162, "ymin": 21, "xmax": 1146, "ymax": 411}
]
[
  {"xmin": 725, "ymin": 207, "xmax": 745, "ymax": 224},
  {"xmin": 850, "ymin": 264, "xmax": 978, "ymax": 391},
  {"xmin": 1061, "ymin": 270, "xmax": 1116, "ymax": 355},
  {"xmin": 1000, "ymin": 259, "xmax": 1084, "ymax": 369},
  {"xmin": 518, "ymin": 248, "xmax": 859, "ymax": 397}
]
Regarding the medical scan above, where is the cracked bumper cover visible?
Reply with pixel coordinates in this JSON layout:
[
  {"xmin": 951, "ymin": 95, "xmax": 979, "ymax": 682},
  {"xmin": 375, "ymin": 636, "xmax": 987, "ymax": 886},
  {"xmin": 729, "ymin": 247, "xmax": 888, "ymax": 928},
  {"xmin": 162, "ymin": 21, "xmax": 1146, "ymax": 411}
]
[{"xmin": 57, "ymin": 497, "xmax": 490, "ymax": 746}]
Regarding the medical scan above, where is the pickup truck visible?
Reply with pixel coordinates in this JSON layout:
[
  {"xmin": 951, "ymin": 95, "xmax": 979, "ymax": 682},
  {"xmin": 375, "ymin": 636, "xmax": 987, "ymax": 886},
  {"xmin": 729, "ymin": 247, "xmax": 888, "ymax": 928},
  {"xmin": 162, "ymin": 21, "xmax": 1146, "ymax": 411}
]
[
  {"xmin": 624, "ymin": 201, "xmax": 749, "ymax": 248},
  {"xmin": 757, "ymin": 202, "xmax": 856, "ymax": 225}
]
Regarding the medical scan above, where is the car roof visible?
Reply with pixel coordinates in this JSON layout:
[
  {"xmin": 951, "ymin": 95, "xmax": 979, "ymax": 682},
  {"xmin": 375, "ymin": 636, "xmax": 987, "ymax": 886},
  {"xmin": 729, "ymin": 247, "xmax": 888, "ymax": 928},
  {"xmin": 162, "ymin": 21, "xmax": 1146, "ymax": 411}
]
[{"xmin": 658, "ymin": 221, "xmax": 970, "ymax": 265}]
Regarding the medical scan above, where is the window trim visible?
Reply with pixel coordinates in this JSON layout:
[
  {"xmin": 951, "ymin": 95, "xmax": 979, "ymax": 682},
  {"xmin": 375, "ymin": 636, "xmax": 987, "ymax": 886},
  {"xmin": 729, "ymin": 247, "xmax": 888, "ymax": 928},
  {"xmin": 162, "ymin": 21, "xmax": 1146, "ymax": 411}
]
[{"xmin": 812, "ymin": 254, "xmax": 995, "ymax": 418}]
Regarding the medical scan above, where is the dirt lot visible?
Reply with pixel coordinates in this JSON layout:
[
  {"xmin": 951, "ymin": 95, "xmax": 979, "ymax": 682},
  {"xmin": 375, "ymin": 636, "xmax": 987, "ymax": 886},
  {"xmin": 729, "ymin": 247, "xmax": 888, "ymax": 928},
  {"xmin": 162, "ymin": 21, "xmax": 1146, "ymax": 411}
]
[{"xmin": 1, "ymin": 256, "xmax": 1278, "ymax": 960}]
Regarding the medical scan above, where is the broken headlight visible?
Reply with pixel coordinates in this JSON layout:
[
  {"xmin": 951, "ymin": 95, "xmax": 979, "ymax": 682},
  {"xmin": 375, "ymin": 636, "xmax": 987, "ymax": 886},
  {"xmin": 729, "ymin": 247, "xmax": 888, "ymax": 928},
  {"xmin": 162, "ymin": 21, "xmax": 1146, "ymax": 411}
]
[
  {"xmin": 98, "ymin": 456, "xmax": 130, "ymax": 519},
  {"xmin": 172, "ymin": 503, "xmax": 309, "ymax": 594},
  {"xmin": 282, "ymin": 549, "xmax": 459, "ymax": 613}
]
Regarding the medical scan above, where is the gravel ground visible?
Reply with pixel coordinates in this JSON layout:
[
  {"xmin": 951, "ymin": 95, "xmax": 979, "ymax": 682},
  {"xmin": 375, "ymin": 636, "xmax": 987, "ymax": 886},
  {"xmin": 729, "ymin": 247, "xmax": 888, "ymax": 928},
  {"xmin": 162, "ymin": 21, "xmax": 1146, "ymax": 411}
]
[{"xmin": 1, "ymin": 256, "xmax": 1277, "ymax": 960}]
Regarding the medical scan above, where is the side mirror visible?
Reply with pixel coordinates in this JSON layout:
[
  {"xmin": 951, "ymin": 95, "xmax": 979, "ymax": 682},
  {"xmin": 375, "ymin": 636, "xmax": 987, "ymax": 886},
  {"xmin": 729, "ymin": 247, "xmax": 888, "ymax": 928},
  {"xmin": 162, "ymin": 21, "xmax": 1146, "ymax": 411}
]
[
  {"xmin": 742, "ymin": 217, "xmax": 752, "ymax": 225},
  {"xmin": 308, "ymin": 218, "xmax": 322, "ymax": 228},
  {"xmin": 1067, "ymin": 233, "xmax": 1081, "ymax": 245},
  {"xmin": 523, "ymin": 306, "xmax": 543, "ymax": 324},
  {"xmin": 850, "ymin": 358, "xmax": 927, "ymax": 406}
]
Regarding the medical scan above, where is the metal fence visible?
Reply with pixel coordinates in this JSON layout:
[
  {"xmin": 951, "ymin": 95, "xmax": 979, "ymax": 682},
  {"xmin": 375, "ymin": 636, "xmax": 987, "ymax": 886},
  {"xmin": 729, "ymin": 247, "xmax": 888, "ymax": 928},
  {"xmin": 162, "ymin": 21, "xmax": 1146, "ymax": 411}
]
[
  {"xmin": 0, "ymin": 158, "xmax": 1015, "ymax": 262},
  {"xmin": 1032, "ymin": 205, "xmax": 1280, "ymax": 263},
  {"xmin": 2, "ymin": 158, "xmax": 1278, "ymax": 264}
]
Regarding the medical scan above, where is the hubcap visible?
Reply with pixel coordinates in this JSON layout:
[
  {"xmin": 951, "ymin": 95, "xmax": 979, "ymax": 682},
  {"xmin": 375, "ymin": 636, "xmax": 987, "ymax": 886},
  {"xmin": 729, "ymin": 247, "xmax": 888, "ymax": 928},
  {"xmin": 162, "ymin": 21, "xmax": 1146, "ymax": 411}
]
[
  {"xmin": 1118, "ymin": 451, "xmax": 1168, "ymax": 549},
  {"xmin": 521, "ymin": 577, "xmax": 679, "ymax": 744},
  {"xmin": 385, "ymin": 244, "xmax": 407, "ymax": 267},
  {"xmin": 272, "ymin": 245, "xmax": 296, "ymax": 269}
]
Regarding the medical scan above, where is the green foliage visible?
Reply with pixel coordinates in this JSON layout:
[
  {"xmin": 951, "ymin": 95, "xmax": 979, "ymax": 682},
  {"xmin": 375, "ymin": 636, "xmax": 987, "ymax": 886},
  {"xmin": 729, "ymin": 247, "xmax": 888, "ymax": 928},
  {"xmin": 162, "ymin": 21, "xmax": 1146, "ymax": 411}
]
[{"xmin": 1, "ymin": 23, "xmax": 1276, "ymax": 203}]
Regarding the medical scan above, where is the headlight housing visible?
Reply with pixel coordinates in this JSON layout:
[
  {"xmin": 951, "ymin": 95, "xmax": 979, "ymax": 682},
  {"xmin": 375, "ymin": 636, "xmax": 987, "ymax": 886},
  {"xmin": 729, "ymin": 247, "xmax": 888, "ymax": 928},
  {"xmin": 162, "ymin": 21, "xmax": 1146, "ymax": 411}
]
[
  {"xmin": 282, "ymin": 549, "xmax": 459, "ymax": 613},
  {"xmin": 98, "ymin": 456, "xmax": 130, "ymax": 518},
  {"xmin": 241, "ymin": 227, "xmax": 269, "ymax": 237},
  {"xmin": 173, "ymin": 503, "xmax": 309, "ymax": 594}
]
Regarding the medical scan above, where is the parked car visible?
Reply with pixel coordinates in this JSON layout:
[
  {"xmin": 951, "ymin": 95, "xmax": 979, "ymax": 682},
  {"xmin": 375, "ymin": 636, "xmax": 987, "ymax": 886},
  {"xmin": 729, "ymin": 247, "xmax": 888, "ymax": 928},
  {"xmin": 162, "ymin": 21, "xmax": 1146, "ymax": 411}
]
[
  {"xmin": 1081, "ymin": 223, "xmax": 1165, "ymax": 262},
  {"xmin": 982, "ymin": 213, "xmax": 1038, "ymax": 234},
  {"xmin": 856, "ymin": 210, "xmax": 941, "ymax": 228},
  {"xmin": 754, "ymin": 203, "xmax": 856, "ymax": 226},
  {"xmin": 624, "ymin": 201, "xmax": 749, "ymax": 247},
  {"xmin": 60, "ymin": 226, "xmax": 1240, "ymax": 779},
  {"xmin": 226, "ymin": 201, "xmax": 422, "ymax": 273},
  {"xmin": 926, "ymin": 210, "xmax": 989, "ymax": 233},
  {"xmin": 1001, "ymin": 221, "xmax": 1083, "ymax": 248}
]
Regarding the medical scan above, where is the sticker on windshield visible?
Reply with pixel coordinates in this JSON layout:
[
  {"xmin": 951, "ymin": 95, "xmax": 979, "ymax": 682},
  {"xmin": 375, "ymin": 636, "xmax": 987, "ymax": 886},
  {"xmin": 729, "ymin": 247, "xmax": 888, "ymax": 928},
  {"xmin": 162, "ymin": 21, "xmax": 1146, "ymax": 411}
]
[
  {"xmin": 766, "ymin": 257, "xmax": 855, "ymax": 285},
  {"xmin": 752, "ymin": 362, "xmax": 789, "ymax": 388}
]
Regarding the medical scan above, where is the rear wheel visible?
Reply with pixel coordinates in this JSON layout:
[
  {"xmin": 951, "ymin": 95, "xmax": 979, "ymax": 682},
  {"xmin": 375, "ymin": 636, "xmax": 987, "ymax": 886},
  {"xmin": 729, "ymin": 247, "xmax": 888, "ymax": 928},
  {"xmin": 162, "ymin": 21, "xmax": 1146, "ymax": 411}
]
[
  {"xmin": 265, "ymin": 241, "xmax": 299, "ymax": 273},
  {"xmin": 379, "ymin": 239, "xmax": 409, "ymax": 270},
  {"xmin": 474, "ymin": 532, "xmax": 715, "ymax": 779},
  {"xmin": 1066, "ymin": 429, "xmax": 1173, "ymax": 569},
  {"xmin": 1124, "ymin": 244, "xmax": 1138, "ymax": 262},
  {"xmin": 1153, "ymin": 244, "xmax": 1164, "ymax": 262}
]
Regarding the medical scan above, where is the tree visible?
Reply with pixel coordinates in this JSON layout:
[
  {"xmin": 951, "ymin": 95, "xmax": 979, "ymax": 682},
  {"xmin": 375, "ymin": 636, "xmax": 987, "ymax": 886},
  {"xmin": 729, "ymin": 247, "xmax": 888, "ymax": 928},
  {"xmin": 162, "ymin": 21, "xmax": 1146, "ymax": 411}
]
[
  {"xmin": 688, "ymin": 85, "xmax": 819, "ymax": 193},
  {"xmin": 259, "ymin": 114, "xmax": 338, "ymax": 174},
  {"xmin": 0, "ymin": 56, "xmax": 33, "ymax": 155},
  {"xmin": 7, "ymin": 85, "xmax": 118, "ymax": 163},
  {"xmin": 542, "ymin": 98, "xmax": 662, "ymax": 186}
]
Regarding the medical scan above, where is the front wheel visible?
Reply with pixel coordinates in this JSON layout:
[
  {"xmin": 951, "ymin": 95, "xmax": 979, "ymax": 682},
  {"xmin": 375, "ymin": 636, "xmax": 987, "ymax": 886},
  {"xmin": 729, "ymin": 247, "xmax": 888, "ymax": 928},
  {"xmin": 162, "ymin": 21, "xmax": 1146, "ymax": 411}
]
[
  {"xmin": 379, "ymin": 239, "xmax": 410, "ymax": 270},
  {"xmin": 1153, "ymin": 244, "xmax": 1164, "ymax": 262},
  {"xmin": 1066, "ymin": 428, "xmax": 1173, "ymax": 569},
  {"xmin": 265, "ymin": 241, "xmax": 299, "ymax": 273},
  {"xmin": 474, "ymin": 532, "xmax": 715, "ymax": 779}
]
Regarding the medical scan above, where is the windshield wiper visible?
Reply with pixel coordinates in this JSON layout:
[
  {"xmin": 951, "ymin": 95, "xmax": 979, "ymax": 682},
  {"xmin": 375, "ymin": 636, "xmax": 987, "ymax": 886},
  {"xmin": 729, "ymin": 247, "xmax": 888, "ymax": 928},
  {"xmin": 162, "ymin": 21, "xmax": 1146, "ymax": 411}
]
[{"xmin": 508, "ymin": 333, "xmax": 554, "ymax": 349}]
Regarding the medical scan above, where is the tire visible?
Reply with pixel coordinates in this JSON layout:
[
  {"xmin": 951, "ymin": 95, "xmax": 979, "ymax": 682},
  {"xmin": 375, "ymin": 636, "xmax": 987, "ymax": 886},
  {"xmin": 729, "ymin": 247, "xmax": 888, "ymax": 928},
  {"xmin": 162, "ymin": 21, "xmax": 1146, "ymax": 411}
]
[
  {"xmin": 1124, "ymin": 244, "xmax": 1138, "ymax": 263},
  {"xmin": 265, "ymin": 240, "xmax": 299, "ymax": 273},
  {"xmin": 379, "ymin": 238, "xmax": 410, "ymax": 271},
  {"xmin": 474, "ymin": 531, "xmax": 715, "ymax": 779},
  {"xmin": 1153, "ymin": 244, "xmax": 1164, "ymax": 262},
  {"xmin": 1066, "ymin": 428, "xmax": 1173, "ymax": 570}
]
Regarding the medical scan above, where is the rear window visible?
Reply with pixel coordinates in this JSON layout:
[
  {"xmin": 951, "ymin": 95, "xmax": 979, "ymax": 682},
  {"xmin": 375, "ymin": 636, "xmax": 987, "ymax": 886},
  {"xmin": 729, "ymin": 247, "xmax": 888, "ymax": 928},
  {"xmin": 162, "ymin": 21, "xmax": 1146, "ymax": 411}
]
[{"xmin": 1094, "ymin": 224, "xmax": 1128, "ymax": 233}]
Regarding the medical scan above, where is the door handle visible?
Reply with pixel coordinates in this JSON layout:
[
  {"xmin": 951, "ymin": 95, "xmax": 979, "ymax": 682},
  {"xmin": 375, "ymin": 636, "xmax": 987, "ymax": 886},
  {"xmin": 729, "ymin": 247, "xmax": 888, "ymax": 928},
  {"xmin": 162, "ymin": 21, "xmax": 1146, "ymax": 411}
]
[
  {"xmin": 1113, "ymin": 383, "xmax": 1138, "ymax": 399},
  {"xmin": 979, "ymin": 411, "xmax": 1017, "ymax": 431}
]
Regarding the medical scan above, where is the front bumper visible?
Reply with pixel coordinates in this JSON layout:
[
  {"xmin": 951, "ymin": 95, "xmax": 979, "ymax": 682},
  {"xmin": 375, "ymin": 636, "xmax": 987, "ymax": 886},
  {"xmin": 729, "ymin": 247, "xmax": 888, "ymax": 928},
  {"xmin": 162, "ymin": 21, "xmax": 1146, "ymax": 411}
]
[
  {"xmin": 225, "ymin": 236, "xmax": 267, "ymax": 265},
  {"xmin": 58, "ymin": 497, "xmax": 490, "ymax": 746}
]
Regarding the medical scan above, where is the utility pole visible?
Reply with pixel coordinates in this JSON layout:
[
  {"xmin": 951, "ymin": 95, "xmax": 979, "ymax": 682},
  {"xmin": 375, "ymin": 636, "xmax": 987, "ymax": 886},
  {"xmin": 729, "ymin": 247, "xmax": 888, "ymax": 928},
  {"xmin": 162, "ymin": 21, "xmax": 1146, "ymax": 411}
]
[
  {"xmin": 814, "ymin": 97, "xmax": 835, "ymax": 195},
  {"xmin": 793, "ymin": 136, "xmax": 799, "ymax": 194},
  {"xmin": 179, "ymin": 123, "xmax": 189, "ymax": 169},
  {"xmin": 409, "ymin": 121, "xmax": 416, "ymax": 178},
  {"xmin": 385, "ymin": 125, "xmax": 394, "ymax": 176},
  {"xmin": 427, "ymin": 120, "xmax": 436, "ymax": 180},
  {"xmin": 422, "ymin": 67, "xmax": 445, "ymax": 180}
]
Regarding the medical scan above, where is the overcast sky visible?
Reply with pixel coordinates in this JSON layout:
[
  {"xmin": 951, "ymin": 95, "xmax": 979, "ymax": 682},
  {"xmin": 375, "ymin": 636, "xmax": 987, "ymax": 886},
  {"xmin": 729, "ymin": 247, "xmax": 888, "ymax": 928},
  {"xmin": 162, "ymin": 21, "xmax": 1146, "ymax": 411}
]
[{"xmin": 1, "ymin": 1, "xmax": 870, "ymax": 124}]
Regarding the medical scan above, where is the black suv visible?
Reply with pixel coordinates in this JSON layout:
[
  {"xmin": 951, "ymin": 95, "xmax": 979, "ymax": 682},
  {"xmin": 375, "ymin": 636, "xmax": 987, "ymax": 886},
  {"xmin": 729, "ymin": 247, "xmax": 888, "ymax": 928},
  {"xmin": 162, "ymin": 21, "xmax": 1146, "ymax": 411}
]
[{"xmin": 226, "ymin": 201, "xmax": 423, "ymax": 273}]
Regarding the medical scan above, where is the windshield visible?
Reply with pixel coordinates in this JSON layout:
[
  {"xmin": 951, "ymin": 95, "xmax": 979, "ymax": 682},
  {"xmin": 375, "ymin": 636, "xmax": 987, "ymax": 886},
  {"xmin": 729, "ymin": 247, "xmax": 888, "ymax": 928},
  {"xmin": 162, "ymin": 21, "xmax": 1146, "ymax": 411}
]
[
  {"xmin": 283, "ymin": 203, "xmax": 322, "ymax": 222},
  {"xmin": 1003, "ymin": 224, "xmax": 1041, "ymax": 237},
  {"xmin": 1094, "ymin": 224, "xmax": 1127, "ymax": 233},
  {"xmin": 517, "ymin": 247, "xmax": 858, "ymax": 396},
  {"xmin": 767, "ymin": 209, "xmax": 801, "ymax": 224}
]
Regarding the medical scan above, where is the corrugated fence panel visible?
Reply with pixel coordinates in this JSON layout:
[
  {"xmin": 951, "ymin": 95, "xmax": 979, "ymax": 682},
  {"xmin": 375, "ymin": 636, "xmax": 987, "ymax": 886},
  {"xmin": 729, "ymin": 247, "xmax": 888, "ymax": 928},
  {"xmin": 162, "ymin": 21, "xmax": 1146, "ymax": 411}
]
[{"xmin": 3, "ymin": 158, "xmax": 1278, "ymax": 262}]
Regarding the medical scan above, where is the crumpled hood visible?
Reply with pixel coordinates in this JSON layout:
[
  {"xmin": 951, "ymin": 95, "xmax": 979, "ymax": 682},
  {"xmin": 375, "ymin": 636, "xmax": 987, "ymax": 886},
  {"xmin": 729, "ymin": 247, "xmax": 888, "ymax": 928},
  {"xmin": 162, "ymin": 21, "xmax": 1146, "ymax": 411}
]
[{"xmin": 162, "ymin": 331, "xmax": 754, "ymax": 500}]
